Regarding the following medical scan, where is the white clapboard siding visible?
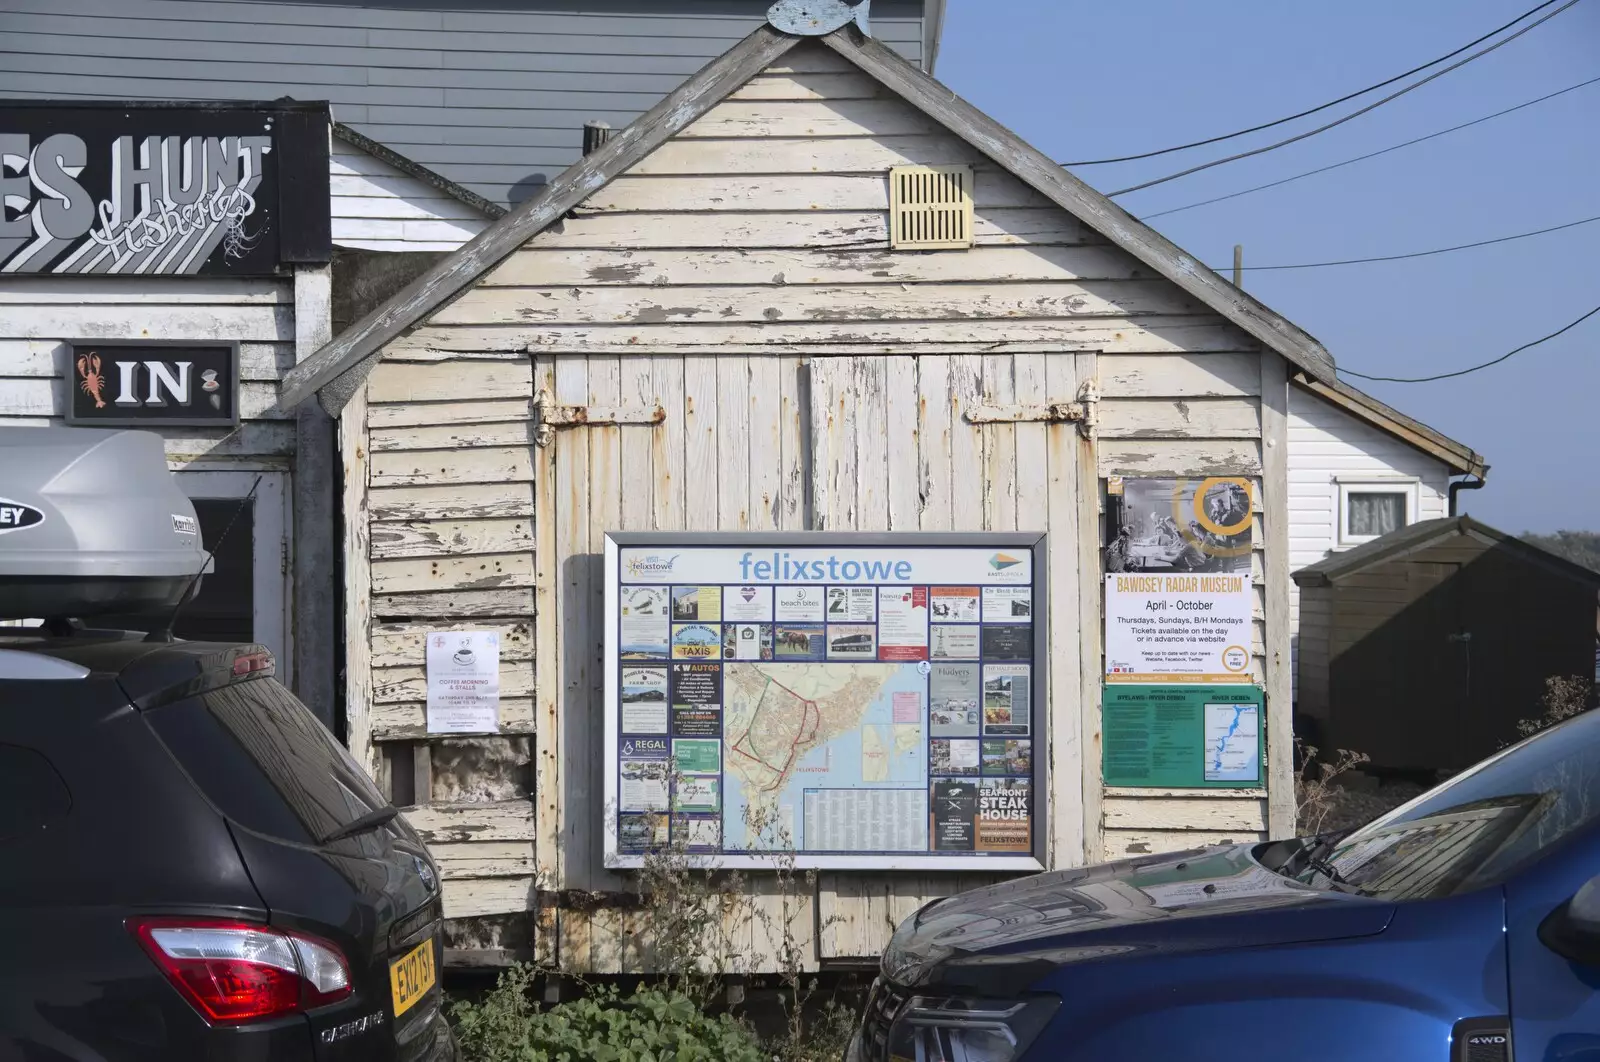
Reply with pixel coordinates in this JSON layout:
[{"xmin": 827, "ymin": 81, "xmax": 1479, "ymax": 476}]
[
  {"xmin": 401, "ymin": 799, "xmax": 535, "ymax": 844},
  {"xmin": 372, "ymin": 698, "xmax": 536, "ymax": 741},
  {"xmin": 503, "ymin": 209, "xmax": 1089, "ymax": 250},
  {"xmin": 348, "ymin": 39, "xmax": 1299, "ymax": 973},
  {"xmin": 441, "ymin": 878, "xmax": 539, "ymax": 920},
  {"xmin": 482, "ymin": 247, "xmax": 1162, "ymax": 287},
  {"xmin": 1103, "ymin": 829, "xmax": 1268, "ymax": 859},
  {"xmin": 1102, "ymin": 796, "xmax": 1269, "ymax": 832},
  {"xmin": 369, "ymin": 482, "xmax": 536, "ymax": 522},
  {"xmin": 729, "ymin": 71, "xmax": 887, "ymax": 101},
  {"xmin": 331, "ymin": 140, "xmax": 492, "ymax": 252},
  {"xmin": 438, "ymin": 281, "xmax": 1212, "ymax": 325},
  {"xmin": 1, "ymin": 338, "xmax": 295, "ymax": 382},
  {"xmin": 580, "ymin": 171, "xmax": 1053, "ymax": 212},
  {"xmin": 388, "ymin": 319, "xmax": 1252, "ymax": 356},
  {"xmin": 369, "ymin": 518, "xmax": 535, "ymax": 560},
  {"xmin": 431, "ymin": 840, "xmax": 537, "ymax": 880},
  {"xmin": 677, "ymin": 98, "xmax": 947, "ymax": 138},
  {"xmin": 371, "ymin": 552, "xmax": 537, "ymax": 596},
  {"xmin": 373, "ymin": 663, "xmax": 535, "ymax": 705},
  {"xmin": 0, "ymin": 379, "xmax": 287, "ymax": 420},
  {"xmin": 1286, "ymin": 386, "xmax": 1451, "ymax": 694},
  {"xmin": 0, "ymin": 277, "xmax": 296, "ymax": 466}
]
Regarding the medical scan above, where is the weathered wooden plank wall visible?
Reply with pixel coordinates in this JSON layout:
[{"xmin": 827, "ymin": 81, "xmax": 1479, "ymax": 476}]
[
  {"xmin": 359, "ymin": 350, "xmax": 539, "ymax": 932},
  {"xmin": 0, "ymin": 276, "xmax": 298, "ymax": 469},
  {"xmin": 351, "ymin": 40, "xmax": 1286, "ymax": 971}
]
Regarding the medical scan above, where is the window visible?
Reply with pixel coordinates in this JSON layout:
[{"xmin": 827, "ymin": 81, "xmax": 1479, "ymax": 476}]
[
  {"xmin": 1336, "ymin": 479, "xmax": 1418, "ymax": 546},
  {"xmin": 145, "ymin": 676, "xmax": 387, "ymax": 846}
]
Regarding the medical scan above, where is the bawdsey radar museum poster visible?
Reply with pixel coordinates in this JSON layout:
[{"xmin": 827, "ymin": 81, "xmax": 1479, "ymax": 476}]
[
  {"xmin": 1104, "ymin": 477, "xmax": 1256, "ymax": 683},
  {"xmin": 604, "ymin": 534, "xmax": 1046, "ymax": 871}
]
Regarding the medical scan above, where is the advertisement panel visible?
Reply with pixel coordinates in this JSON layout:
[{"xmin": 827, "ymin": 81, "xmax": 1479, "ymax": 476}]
[
  {"xmin": 0, "ymin": 101, "xmax": 330, "ymax": 276},
  {"xmin": 1104, "ymin": 477, "xmax": 1256, "ymax": 683},
  {"xmin": 604, "ymin": 533, "xmax": 1046, "ymax": 871}
]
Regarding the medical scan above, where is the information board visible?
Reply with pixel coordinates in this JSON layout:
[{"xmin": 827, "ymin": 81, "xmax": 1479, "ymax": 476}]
[
  {"xmin": 604, "ymin": 533, "xmax": 1047, "ymax": 871},
  {"xmin": 1102, "ymin": 685, "xmax": 1264, "ymax": 789}
]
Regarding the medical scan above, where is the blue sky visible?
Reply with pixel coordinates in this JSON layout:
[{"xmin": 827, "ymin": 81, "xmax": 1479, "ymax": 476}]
[{"xmin": 937, "ymin": 0, "xmax": 1599, "ymax": 533}]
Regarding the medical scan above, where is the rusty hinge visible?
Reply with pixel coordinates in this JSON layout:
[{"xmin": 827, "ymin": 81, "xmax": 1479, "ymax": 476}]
[
  {"xmin": 964, "ymin": 380, "xmax": 1099, "ymax": 437},
  {"xmin": 533, "ymin": 389, "xmax": 667, "ymax": 447}
]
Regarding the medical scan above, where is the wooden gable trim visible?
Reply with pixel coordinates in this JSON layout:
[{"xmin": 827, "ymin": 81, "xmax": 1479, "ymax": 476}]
[
  {"xmin": 818, "ymin": 28, "xmax": 1338, "ymax": 384},
  {"xmin": 285, "ymin": 19, "xmax": 1405, "ymax": 418},
  {"xmin": 280, "ymin": 25, "xmax": 801, "ymax": 414},
  {"xmin": 1293, "ymin": 516, "xmax": 1600, "ymax": 588},
  {"xmin": 1292, "ymin": 372, "xmax": 1488, "ymax": 479},
  {"xmin": 332, "ymin": 122, "xmax": 507, "ymax": 222}
]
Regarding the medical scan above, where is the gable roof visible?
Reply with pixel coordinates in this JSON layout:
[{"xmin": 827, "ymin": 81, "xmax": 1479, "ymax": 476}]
[
  {"xmin": 284, "ymin": 21, "xmax": 1348, "ymax": 416},
  {"xmin": 1293, "ymin": 516, "xmax": 1600, "ymax": 589}
]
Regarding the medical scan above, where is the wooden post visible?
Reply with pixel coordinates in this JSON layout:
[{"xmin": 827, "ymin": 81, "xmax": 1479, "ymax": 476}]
[
  {"xmin": 293, "ymin": 264, "xmax": 337, "ymax": 727},
  {"xmin": 338, "ymin": 379, "xmax": 375, "ymax": 779},
  {"xmin": 1261, "ymin": 353, "xmax": 1295, "ymax": 839},
  {"xmin": 582, "ymin": 121, "xmax": 613, "ymax": 156}
]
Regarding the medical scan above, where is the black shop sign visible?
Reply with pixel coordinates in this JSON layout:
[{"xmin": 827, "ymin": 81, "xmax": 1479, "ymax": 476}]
[
  {"xmin": 65, "ymin": 341, "xmax": 239, "ymax": 427},
  {"xmin": 0, "ymin": 101, "xmax": 330, "ymax": 276}
]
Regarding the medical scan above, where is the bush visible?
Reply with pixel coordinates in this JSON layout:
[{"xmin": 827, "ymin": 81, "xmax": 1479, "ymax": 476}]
[
  {"xmin": 451, "ymin": 965, "xmax": 767, "ymax": 1062},
  {"xmin": 1515, "ymin": 675, "xmax": 1594, "ymax": 740}
]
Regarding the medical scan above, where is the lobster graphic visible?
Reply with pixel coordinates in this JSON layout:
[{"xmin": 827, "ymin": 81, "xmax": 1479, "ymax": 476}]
[{"xmin": 76, "ymin": 353, "xmax": 107, "ymax": 409}]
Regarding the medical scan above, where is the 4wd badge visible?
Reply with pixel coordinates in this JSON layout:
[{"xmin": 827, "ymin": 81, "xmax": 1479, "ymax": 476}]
[{"xmin": 0, "ymin": 498, "xmax": 45, "ymax": 535}]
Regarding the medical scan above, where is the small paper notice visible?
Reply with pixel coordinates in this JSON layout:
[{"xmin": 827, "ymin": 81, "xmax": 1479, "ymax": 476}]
[{"xmin": 426, "ymin": 630, "xmax": 501, "ymax": 733}]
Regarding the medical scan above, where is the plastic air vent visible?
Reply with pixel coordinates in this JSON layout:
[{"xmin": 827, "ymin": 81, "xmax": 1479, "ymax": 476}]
[{"xmin": 889, "ymin": 165, "xmax": 973, "ymax": 250}]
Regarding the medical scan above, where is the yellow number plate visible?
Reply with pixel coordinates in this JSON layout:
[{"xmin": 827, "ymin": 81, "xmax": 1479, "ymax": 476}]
[{"xmin": 389, "ymin": 938, "xmax": 437, "ymax": 1017}]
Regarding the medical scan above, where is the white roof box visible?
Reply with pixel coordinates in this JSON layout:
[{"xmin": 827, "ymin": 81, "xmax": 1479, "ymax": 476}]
[{"xmin": 0, "ymin": 427, "xmax": 207, "ymax": 619}]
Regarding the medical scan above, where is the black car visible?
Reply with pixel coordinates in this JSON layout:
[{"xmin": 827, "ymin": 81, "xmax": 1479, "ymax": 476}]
[{"xmin": 0, "ymin": 628, "xmax": 454, "ymax": 1061}]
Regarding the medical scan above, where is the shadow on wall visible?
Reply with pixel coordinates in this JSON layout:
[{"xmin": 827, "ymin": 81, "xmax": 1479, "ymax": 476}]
[{"xmin": 509, "ymin": 174, "xmax": 552, "ymax": 209}]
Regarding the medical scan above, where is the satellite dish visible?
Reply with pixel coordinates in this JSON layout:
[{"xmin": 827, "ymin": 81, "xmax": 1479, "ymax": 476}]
[{"xmin": 767, "ymin": 0, "xmax": 872, "ymax": 37}]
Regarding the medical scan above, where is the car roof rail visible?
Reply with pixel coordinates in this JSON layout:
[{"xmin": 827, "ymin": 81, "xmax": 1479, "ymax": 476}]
[{"xmin": 0, "ymin": 648, "xmax": 91, "ymax": 681}]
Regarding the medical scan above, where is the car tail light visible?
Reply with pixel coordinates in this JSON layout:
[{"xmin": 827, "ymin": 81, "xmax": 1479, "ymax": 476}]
[
  {"xmin": 231, "ymin": 651, "xmax": 274, "ymax": 676},
  {"xmin": 129, "ymin": 917, "xmax": 351, "ymax": 1023}
]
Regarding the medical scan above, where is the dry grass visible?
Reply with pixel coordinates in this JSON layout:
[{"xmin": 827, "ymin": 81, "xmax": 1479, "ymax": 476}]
[{"xmin": 1293, "ymin": 738, "xmax": 1371, "ymax": 836}]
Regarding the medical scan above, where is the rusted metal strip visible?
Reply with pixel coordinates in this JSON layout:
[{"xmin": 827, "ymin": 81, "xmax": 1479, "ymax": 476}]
[
  {"xmin": 964, "ymin": 380, "xmax": 1099, "ymax": 437},
  {"xmin": 533, "ymin": 388, "xmax": 666, "ymax": 446}
]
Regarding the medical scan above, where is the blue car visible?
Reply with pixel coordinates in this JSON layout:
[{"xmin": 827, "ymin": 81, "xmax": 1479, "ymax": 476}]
[{"xmin": 849, "ymin": 706, "xmax": 1600, "ymax": 1062}]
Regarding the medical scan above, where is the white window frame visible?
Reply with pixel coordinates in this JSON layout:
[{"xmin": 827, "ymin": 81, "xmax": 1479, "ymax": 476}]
[
  {"xmin": 1335, "ymin": 476, "xmax": 1419, "ymax": 547},
  {"xmin": 172, "ymin": 469, "xmax": 293, "ymax": 685}
]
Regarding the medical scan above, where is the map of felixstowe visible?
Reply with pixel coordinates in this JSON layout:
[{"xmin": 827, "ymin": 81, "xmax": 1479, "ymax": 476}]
[{"xmin": 722, "ymin": 662, "xmax": 926, "ymax": 851}]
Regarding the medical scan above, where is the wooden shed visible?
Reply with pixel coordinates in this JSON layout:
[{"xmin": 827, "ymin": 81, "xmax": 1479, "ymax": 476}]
[
  {"xmin": 1294, "ymin": 516, "xmax": 1600, "ymax": 775},
  {"xmin": 277, "ymin": 19, "xmax": 1352, "ymax": 971}
]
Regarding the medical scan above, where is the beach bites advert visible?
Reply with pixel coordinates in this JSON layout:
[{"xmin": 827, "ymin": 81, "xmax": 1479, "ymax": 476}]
[{"xmin": 1105, "ymin": 478, "xmax": 1255, "ymax": 683}]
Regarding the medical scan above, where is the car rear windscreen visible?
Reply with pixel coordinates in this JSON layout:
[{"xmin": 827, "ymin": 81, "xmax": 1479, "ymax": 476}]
[{"xmin": 145, "ymin": 676, "xmax": 390, "ymax": 846}]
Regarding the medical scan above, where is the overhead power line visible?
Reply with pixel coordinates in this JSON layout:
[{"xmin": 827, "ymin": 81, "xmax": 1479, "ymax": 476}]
[
  {"xmin": 1143, "ymin": 75, "xmax": 1600, "ymax": 220},
  {"xmin": 1338, "ymin": 300, "xmax": 1600, "ymax": 382},
  {"xmin": 1106, "ymin": 0, "xmax": 1585, "ymax": 198},
  {"xmin": 1061, "ymin": 0, "xmax": 1569, "ymax": 167},
  {"xmin": 1211, "ymin": 214, "xmax": 1600, "ymax": 272}
]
